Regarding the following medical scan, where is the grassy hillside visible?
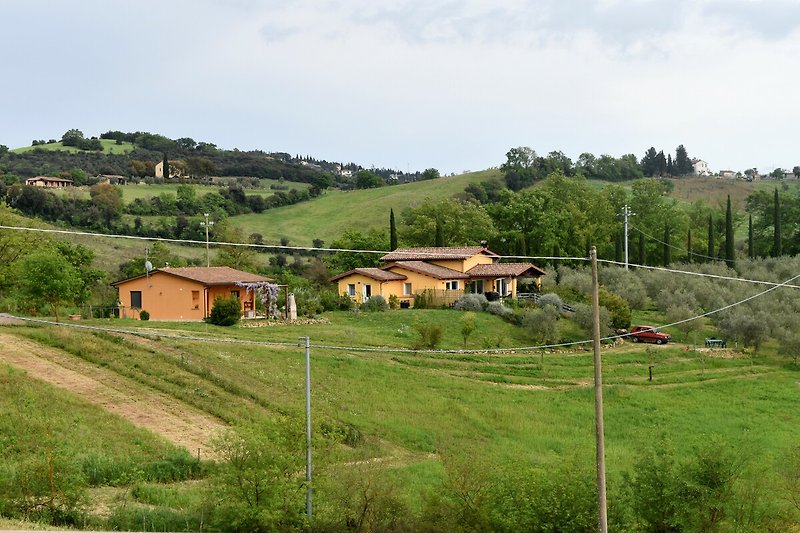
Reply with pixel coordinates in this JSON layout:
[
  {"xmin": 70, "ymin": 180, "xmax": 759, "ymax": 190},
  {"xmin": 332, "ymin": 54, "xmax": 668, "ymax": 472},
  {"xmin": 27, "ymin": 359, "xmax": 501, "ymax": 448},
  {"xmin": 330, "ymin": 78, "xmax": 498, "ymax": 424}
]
[
  {"xmin": 669, "ymin": 175, "xmax": 800, "ymax": 209},
  {"xmin": 1, "ymin": 311, "xmax": 798, "ymax": 529},
  {"xmin": 229, "ymin": 172, "xmax": 800, "ymax": 247},
  {"xmin": 12, "ymin": 139, "xmax": 135, "ymax": 155},
  {"xmin": 51, "ymin": 180, "xmax": 309, "ymax": 203},
  {"xmin": 231, "ymin": 169, "xmax": 502, "ymax": 245}
]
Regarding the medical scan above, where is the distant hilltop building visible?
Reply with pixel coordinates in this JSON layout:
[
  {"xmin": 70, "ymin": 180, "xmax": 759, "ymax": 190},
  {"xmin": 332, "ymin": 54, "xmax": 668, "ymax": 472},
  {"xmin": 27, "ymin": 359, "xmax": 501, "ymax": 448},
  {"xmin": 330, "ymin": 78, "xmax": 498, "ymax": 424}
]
[
  {"xmin": 692, "ymin": 159, "xmax": 711, "ymax": 176},
  {"xmin": 154, "ymin": 160, "xmax": 185, "ymax": 179},
  {"xmin": 25, "ymin": 176, "xmax": 73, "ymax": 188},
  {"xmin": 718, "ymin": 170, "xmax": 737, "ymax": 179}
]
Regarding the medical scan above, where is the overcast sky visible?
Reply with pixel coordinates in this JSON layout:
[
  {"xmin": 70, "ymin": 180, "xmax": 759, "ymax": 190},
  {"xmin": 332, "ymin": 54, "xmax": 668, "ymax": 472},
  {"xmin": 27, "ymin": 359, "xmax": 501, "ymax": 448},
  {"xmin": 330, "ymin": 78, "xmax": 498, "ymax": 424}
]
[{"xmin": 2, "ymin": 0, "xmax": 798, "ymax": 174}]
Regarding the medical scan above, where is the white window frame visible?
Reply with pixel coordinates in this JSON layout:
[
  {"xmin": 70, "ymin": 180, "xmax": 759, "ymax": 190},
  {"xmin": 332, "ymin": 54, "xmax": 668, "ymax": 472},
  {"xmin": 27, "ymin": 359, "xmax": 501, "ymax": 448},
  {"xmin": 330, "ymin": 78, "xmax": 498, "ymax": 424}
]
[
  {"xmin": 403, "ymin": 282, "xmax": 412, "ymax": 296},
  {"xmin": 445, "ymin": 280, "xmax": 459, "ymax": 291}
]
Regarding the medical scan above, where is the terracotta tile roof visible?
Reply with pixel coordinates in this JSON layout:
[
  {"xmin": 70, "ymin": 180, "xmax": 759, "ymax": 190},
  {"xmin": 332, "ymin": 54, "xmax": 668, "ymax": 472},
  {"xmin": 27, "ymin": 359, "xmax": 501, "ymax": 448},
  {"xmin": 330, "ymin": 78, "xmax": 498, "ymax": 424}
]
[
  {"xmin": 467, "ymin": 263, "xmax": 547, "ymax": 277},
  {"xmin": 161, "ymin": 267, "xmax": 272, "ymax": 285},
  {"xmin": 380, "ymin": 246, "xmax": 498, "ymax": 261},
  {"xmin": 112, "ymin": 266, "xmax": 272, "ymax": 286},
  {"xmin": 26, "ymin": 176, "xmax": 74, "ymax": 183},
  {"xmin": 386, "ymin": 261, "xmax": 470, "ymax": 280},
  {"xmin": 329, "ymin": 268, "xmax": 407, "ymax": 282}
]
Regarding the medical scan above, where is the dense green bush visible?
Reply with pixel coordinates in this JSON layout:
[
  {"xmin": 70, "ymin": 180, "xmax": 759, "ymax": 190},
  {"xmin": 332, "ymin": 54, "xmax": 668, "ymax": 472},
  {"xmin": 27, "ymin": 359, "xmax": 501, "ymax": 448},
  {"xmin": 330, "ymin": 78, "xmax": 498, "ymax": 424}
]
[
  {"xmin": 412, "ymin": 289, "xmax": 434, "ymax": 309},
  {"xmin": 598, "ymin": 288, "xmax": 631, "ymax": 330},
  {"xmin": 139, "ymin": 309, "xmax": 150, "ymax": 321},
  {"xmin": 414, "ymin": 323, "xmax": 442, "ymax": 349},
  {"xmin": 361, "ymin": 295, "xmax": 388, "ymax": 312},
  {"xmin": 486, "ymin": 301, "xmax": 512, "ymax": 318},
  {"xmin": 206, "ymin": 295, "xmax": 241, "ymax": 326}
]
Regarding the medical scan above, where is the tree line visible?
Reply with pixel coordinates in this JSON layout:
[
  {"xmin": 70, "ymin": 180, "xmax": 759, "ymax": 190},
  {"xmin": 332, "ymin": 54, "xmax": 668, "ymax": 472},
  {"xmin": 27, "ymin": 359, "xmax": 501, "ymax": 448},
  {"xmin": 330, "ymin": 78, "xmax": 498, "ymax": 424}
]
[{"xmin": 329, "ymin": 171, "xmax": 794, "ymax": 279}]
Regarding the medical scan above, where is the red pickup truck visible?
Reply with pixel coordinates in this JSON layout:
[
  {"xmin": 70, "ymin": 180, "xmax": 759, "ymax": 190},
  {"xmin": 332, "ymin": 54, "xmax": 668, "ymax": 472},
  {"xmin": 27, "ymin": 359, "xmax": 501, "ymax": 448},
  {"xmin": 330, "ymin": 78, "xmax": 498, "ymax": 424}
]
[{"xmin": 629, "ymin": 325, "xmax": 671, "ymax": 344}]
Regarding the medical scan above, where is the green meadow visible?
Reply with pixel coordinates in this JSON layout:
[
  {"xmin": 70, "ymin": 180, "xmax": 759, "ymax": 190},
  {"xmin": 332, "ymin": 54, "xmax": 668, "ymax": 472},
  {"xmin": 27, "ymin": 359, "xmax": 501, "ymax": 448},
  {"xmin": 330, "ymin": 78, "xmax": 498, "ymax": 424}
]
[
  {"xmin": 230, "ymin": 170, "xmax": 501, "ymax": 245},
  {"xmin": 12, "ymin": 139, "xmax": 135, "ymax": 155},
  {"xmin": 1, "ymin": 304, "xmax": 798, "ymax": 528}
]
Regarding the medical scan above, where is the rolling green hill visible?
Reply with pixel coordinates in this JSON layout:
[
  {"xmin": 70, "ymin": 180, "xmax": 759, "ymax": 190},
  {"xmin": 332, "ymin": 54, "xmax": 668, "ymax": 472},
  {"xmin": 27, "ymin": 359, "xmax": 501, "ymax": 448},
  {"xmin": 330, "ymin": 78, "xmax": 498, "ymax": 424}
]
[
  {"xmin": 228, "ymin": 171, "xmax": 800, "ymax": 247},
  {"xmin": 12, "ymin": 139, "xmax": 136, "ymax": 155},
  {"xmin": 231, "ymin": 169, "xmax": 502, "ymax": 245}
]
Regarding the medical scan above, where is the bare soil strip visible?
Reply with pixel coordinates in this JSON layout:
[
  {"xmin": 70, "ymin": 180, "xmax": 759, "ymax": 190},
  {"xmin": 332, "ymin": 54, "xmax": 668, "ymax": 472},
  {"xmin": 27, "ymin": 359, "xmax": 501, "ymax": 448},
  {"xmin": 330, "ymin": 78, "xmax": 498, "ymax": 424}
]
[{"xmin": 0, "ymin": 332, "xmax": 225, "ymax": 459}]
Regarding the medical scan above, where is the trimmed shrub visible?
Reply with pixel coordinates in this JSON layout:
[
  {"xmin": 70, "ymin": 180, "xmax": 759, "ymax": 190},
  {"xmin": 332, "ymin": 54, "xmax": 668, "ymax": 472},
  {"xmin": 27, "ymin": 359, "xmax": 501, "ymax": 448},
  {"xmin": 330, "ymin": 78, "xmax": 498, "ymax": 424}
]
[
  {"xmin": 388, "ymin": 294, "xmax": 400, "ymax": 309},
  {"xmin": 454, "ymin": 293, "xmax": 488, "ymax": 312},
  {"xmin": 207, "ymin": 295, "xmax": 241, "ymax": 326},
  {"xmin": 486, "ymin": 301, "xmax": 513, "ymax": 318},
  {"xmin": 139, "ymin": 310, "xmax": 150, "ymax": 321},
  {"xmin": 361, "ymin": 295, "xmax": 389, "ymax": 312}
]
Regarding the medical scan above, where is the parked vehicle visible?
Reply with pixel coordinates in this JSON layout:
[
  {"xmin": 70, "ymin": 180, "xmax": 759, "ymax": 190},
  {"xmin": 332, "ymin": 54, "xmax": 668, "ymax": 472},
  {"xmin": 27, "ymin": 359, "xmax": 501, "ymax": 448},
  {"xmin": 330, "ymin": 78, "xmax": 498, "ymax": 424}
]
[{"xmin": 629, "ymin": 325, "xmax": 671, "ymax": 344}]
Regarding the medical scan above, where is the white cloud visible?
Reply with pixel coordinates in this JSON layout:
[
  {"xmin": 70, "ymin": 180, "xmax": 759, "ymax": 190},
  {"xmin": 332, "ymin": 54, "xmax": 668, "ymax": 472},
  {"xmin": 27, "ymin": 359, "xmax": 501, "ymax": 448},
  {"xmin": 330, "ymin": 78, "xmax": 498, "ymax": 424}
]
[{"xmin": 1, "ymin": 0, "xmax": 799, "ymax": 172}]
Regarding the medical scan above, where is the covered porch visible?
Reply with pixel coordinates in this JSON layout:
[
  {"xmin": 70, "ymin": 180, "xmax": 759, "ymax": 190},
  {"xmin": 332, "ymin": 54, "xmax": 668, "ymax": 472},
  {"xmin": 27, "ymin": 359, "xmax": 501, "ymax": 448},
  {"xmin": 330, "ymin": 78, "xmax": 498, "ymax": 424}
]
[{"xmin": 466, "ymin": 263, "xmax": 546, "ymax": 299}]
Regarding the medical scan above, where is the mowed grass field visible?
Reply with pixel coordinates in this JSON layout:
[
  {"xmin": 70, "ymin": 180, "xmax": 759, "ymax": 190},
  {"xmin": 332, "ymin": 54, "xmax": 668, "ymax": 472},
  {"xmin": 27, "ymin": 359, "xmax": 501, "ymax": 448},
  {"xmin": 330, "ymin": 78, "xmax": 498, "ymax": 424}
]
[
  {"xmin": 1, "ymin": 309, "xmax": 798, "ymax": 515},
  {"xmin": 50, "ymin": 180, "xmax": 309, "ymax": 203},
  {"xmin": 231, "ymin": 169, "xmax": 502, "ymax": 245},
  {"xmin": 12, "ymin": 139, "xmax": 135, "ymax": 155}
]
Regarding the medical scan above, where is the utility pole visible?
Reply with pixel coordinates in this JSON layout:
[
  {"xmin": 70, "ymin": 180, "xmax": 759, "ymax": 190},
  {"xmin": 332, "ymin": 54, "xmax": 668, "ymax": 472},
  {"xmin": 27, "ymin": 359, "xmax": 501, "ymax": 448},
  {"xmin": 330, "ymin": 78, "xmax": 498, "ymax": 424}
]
[
  {"xmin": 301, "ymin": 336, "xmax": 313, "ymax": 522},
  {"xmin": 591, "ymin": 246, "xmax": 609, "ymax": 532},
  {"xmin": 201, "ymin": 213, "xmax": 214, "ymax": 267},
  {"xmin": 621, "ymin": 205, "xmax": 635, "ymax": 270}
]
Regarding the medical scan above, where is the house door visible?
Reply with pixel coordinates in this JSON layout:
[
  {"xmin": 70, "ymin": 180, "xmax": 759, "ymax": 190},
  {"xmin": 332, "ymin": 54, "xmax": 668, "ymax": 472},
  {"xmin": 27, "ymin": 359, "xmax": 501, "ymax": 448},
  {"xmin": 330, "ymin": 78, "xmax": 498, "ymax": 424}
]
[{"xmin": 363, "ymin": 284, "xmax": 371, "ymax": 301}]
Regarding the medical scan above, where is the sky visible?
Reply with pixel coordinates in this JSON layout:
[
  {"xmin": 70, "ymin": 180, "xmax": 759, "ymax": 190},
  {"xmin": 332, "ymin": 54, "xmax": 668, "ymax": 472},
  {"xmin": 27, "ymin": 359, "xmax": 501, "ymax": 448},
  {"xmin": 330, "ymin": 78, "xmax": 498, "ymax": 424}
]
[{"xmin": 2, "ymin": 0, "xmax": 799, "ymax": 175}]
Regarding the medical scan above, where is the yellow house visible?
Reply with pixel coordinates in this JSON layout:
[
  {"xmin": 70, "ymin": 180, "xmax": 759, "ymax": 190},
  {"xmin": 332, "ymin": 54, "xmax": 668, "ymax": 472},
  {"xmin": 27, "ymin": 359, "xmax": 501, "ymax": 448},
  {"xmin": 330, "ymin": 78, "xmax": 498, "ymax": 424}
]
[
  {"xmin": 331, "ymin": 246, "xmax": 545, "ymax": 306},
  {"xmin": 112, "ymin": 266, "xmax": 273, "ymax": 321}
]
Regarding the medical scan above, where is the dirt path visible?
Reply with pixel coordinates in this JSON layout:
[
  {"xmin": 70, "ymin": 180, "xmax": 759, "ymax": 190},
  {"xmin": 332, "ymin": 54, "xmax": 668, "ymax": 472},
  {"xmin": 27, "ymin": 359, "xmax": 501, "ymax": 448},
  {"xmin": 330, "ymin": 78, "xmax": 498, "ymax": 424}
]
[{"xmin": 0, "ymin": 331, "xmax": 225, "ymax": 459}]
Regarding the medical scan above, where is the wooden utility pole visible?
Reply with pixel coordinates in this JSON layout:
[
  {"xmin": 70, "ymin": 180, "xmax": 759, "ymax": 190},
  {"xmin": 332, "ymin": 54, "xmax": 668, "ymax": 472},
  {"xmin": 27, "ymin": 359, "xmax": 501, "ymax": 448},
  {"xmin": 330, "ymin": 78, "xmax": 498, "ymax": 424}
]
[{"xmin": 590, "ymin": 247, "xmax": 609, "ymax": 532}]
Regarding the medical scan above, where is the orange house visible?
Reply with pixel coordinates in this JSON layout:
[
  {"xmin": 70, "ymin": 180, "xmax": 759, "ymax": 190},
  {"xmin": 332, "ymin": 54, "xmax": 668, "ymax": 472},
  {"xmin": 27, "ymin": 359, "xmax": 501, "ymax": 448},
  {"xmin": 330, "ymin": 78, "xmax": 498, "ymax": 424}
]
[
  {"xmin": 112, "ymin": 266, "xmax": 273, "ymax": 321},
  {"xmin": 331, "ymin": 246, "xmax": 545, "ymax": 307}
]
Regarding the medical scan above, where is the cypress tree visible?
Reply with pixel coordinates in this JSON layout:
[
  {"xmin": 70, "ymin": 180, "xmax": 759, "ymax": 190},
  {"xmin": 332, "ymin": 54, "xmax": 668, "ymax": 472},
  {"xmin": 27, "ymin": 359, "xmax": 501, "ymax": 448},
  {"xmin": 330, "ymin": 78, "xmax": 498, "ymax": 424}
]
[
  {"xmin": 162, "ymin": 153, "xmax": 169, "ymax": 179},
  {"xmin": 687, "ymin": 228, "xmax": 692, "ymax": 263},
  {"xmin": 516, "ymin": 234, "xmax": 527, "ymax": 256},
  {"xmin": 435, "ymin": 220, "xmax": 444, "ymax": 247},
  {"xmin": 638, "ymin": 232, "xmax": 646, "ymax": 266},
  {"xmin": 552, "ymin": 243, "xmax": 561, "ymax": 271},
  {"xmin": 615, "ymin": 230, "xmax": 623, "ymax": 263},
  {"xmin": 748, "ymin": 214, "xmax": 754, "ymax": 259},
  {"xmin": 389, "ymin": 209, "xmax": 397, "ymax": 251},
  {"xmin": 707, "ymin": 215, "xmax": 715, "ymax": 260},
  {"xmin": 772, "ymin": 188, "xmax": 782, "ymax": 257},
  {"xmin": 725, "ymin": 194, "xmax": 735, "ymax": 267},
  {"xmin": 663, "ymin": 224, "xmax": 671, "ymax": 265}
]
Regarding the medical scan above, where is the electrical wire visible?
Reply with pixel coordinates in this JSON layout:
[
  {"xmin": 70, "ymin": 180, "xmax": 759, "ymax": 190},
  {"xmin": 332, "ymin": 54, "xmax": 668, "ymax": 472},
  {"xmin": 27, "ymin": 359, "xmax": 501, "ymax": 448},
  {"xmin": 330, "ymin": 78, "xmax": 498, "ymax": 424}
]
[
  {"xmin": 2, "ymin": 224, "xmax": 798, "ymax": 289},
  {"xmin": 4, "ymin": 267, "xmax": 798, "ymax": 354},
  {"xmin": 630, "ymin": 224, "xmax": 721, "ymax": 262}
]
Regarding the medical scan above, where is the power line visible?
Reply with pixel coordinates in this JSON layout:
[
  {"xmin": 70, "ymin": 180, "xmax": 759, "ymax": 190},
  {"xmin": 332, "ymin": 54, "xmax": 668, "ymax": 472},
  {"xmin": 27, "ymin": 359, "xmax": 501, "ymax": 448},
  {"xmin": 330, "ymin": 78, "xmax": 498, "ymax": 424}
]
[
  {"xmin": 630, "ymin": 224, "xmax": 721, "ymax": 262},
  {"xmin": 597, "ymin": 258, "xmax": 800, "ymax": 290},
  {"xmin": 5, "ymin": 267, "xmax": 798, "ymax": 353},
  {"xmin": 3, "ymin": 224, "xmax": 798, "ymax": 289}
]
